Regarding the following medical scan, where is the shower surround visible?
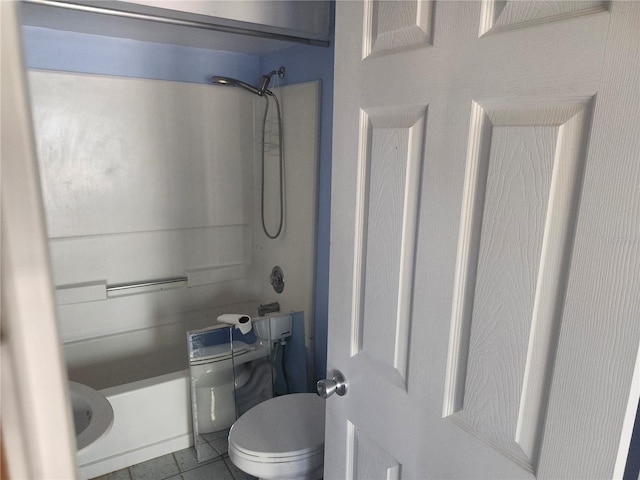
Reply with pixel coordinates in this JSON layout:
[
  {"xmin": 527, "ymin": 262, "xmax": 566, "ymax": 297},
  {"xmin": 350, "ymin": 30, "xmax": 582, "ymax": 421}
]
[{"xmin": 28, "ymin": 70, "xmax": 319, "ymax": 477}]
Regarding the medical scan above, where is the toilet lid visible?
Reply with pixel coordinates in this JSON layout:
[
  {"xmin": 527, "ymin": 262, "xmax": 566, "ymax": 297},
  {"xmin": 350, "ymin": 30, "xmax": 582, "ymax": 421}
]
[{"xmin": 229, "ymin": 393, "xmax": 325, "ymax": 459}]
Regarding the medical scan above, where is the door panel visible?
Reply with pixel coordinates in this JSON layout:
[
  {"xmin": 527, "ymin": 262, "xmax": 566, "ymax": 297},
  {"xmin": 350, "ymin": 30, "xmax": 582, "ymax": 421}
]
[
  {"xmin": 351, "ymin": 422, "xmax": 402, "ymax": 479},
  {"xmin": 328, "ymin": 1, "xmax": 640, "ymax": 479},
  {"xmin": 480, "ymin": 0, "xmax": 608, "ymax": 36},
  {"xmin": 535, "ymin": 5, "xmax": 640, "ymax": 477},
  {"xmin": 356, "ymin": 106, "xmax": 426, "ymax": 388},
  {"xmin": 445, "ymin": 99, "xmax": 594, "ymax": 471},
  {"xmin": 365, "ymin": 0, "xmax": 434, "ymax": 56}
]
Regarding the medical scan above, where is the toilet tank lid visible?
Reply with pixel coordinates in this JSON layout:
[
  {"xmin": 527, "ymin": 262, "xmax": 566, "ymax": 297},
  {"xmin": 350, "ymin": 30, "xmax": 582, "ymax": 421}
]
[{"xmin": 229, "ymin": 393, "xmax": 325, "ymax": 458}]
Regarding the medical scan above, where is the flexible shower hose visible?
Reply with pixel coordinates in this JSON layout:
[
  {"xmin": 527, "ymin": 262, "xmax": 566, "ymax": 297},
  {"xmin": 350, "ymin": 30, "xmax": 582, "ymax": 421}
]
[{"xmin": 260, "ymin": 92, "xmax": 284, "ymax": 239}]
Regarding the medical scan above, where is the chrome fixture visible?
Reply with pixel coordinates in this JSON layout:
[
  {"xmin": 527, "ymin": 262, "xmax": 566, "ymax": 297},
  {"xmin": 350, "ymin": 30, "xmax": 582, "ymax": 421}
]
[
  {"xmin": 211, "ymin": 67, "xmax": 286, "ymax": 239},
  {"xmin": 258, "ymin": 66, "xmax": 285, "ymax": 96},
  {"xmin": 106, "ymin": 276, "xmax": 188, "ymax": 293},
  {"xmin": 317, "ymin": 370, "xmax": 347, "ymax": 398},
  {"xmin": 210, "ymin": 76, "xmax": 261, "ymax": 95},
  {"xmin": 211, "ymin": 66, "xmax": 284, "ymax": 97},
  {"xmin": 270, "ymin": 266, "xmax": 285, "ymax": 294},
  {"xmin": 258, "ymin": 301, "xmax": 281, "ymax": 317}
]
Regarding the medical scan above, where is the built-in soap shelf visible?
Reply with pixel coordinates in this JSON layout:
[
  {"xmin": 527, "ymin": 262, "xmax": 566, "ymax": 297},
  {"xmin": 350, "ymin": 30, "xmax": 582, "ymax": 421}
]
[{"xmin": 55, "ymin": 263, "xmax": 247, "ymax": 305}]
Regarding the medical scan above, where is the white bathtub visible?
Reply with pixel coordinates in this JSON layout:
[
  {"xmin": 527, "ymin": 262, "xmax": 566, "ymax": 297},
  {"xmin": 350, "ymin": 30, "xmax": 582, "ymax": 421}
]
[
  {"xmin": 77, "ymin": 369, "xmax": 192, "ymax": 479},
  {"xmin": 67, "ymin": 302, "xmax": 310, "ymax": 479},
  {"xmin": 69, "ymin": 301, "xmax": 264, "ymax": 479}
]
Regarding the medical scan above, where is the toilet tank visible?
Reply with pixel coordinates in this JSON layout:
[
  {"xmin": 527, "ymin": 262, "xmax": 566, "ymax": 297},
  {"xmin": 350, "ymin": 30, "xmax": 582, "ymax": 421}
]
[{"xmin": 254, "ymin": 314, "xmax": 292, "ymax": 342}]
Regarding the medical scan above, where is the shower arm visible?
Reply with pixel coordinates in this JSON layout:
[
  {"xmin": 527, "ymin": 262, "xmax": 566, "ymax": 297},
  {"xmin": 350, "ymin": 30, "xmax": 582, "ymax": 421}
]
[
  {"xmin": 258, "ymin": 67, "xmax": 285, "ymax": 96},
  {"xmin": 211, "ymin": 67, "xmax": 284, "ymax": 97}
]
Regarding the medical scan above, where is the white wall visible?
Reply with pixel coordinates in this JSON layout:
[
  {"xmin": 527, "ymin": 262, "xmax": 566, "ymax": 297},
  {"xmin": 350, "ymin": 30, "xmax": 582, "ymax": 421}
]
[
  {"xmin": 250, "ymin": 82, "xmax": 320, "ymax": 386},
  {"xmin": 28, "ymin": 70, "xmax": 319, "ymax": 389},
  {"xmin": 29, "ymin": 70, "xmax": 256, "ymax": 341}
]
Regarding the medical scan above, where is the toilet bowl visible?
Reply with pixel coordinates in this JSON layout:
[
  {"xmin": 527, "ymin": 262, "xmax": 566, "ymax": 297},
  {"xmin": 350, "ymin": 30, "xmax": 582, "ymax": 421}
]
[
  {"xmin": 228, "ymin": 393, "xmax": 325, "ymax": 480},
  {"xmin": 190, "ymin": 340, "xmax": 272, "ymax": 433}
]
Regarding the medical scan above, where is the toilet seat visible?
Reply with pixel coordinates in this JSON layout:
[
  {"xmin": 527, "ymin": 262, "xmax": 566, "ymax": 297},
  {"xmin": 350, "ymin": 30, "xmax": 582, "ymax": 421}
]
[
  {"xmin": 228, "ymin": 393, "xmax": 325, "ymax": 479},
  {"xmin": 231, "ymin": 445, "xmax": 323, "ymax": 464}
]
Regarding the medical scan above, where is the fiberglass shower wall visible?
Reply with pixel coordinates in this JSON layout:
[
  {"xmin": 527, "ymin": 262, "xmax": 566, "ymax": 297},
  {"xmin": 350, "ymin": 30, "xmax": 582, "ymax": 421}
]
[
  {"xmin": 28, "ymin": 70, "xmax": 319, "ymax": 389},
  {"xmin": 248, "ymin": 81, "xmax": 320, "ymax": 388}
]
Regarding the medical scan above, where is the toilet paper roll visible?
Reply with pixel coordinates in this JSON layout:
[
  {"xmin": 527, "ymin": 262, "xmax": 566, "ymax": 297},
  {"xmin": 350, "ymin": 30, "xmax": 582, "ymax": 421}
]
[
  {"xmin": 217, "ymin": 314, "xmax": 252, "ymax": 335},
  {"xmin": 237, "ymin": 321, "xmax": 252, "ymax": 335}
]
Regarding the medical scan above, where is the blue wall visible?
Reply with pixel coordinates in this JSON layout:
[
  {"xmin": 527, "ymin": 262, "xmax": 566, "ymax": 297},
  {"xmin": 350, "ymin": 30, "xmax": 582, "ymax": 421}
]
[
  {"xmin": 21, "ymin": 23, "xmax": 334, "ymax": 385},
  {"xmin": 22, "ymin": 26, "xmax": 260, "ymax": 84}
]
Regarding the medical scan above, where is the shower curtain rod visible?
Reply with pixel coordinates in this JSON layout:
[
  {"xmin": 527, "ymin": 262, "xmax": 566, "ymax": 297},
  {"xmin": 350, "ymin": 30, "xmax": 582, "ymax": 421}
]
[{"xmin": 24, "ymin": 0, "xmax": 330, "ymax": 47}]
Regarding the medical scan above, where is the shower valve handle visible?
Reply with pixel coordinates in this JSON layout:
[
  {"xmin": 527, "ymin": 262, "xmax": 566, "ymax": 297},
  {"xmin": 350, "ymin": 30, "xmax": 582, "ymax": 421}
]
[{"xmin": 317, "ymin": 370, "xmax": 347, "ymax": 398}]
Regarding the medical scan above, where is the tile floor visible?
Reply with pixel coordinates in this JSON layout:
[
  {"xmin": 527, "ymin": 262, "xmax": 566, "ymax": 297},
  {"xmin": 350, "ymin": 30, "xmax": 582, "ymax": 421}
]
[{"xmin": 90, "ymin": 430, "xmax": 256, "ymax": 480}]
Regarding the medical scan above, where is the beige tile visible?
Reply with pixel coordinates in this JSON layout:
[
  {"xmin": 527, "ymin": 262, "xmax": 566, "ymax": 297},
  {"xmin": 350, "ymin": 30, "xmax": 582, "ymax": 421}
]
[
  {"xmin": 181, "ymin": 459, "xmax": 233, "ymax": 480},
  {"xmin": 201, "ymin": 429, "xmax": 229, "ymax": 442},
  {"xmin": 129, "ymin": 454, "xmax": 179, "ymax": 480},
  {"xmin": 223, "ymin": 457, "xmax": 256, "ymax": 480},
  {"xmin": 90, "ymin": 469, "xmax": 131, "ymax": 480},
  {"xmin": 209, "ymin": 437, "xmax": 228, "ymax": 455},
  {"xmin": 174, "ymin": 445, "xmax": 219, "ymax": 472}
]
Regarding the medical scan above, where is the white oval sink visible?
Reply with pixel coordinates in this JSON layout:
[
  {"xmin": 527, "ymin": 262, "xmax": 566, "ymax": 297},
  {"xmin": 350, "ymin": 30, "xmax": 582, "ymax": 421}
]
[{"xmin": 69, "ymin": 381, "xmax": 114, "ymax": 453}]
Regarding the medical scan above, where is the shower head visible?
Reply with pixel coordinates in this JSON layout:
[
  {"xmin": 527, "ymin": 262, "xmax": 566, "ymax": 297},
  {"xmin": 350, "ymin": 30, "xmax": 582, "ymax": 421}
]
[
  {"xmin": 211, "ymin": 76, "xmax": 261, "ymax": 96},
  {"xmin": 211, "ymin": 67, "xmax": 285, "ymax": 97}
]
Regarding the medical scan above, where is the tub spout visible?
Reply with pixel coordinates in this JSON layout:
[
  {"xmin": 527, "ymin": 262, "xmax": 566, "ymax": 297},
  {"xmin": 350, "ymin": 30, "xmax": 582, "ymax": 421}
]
[{"xmin": 258, "ymin": 302, "xmax": 280, "ymax": 317}]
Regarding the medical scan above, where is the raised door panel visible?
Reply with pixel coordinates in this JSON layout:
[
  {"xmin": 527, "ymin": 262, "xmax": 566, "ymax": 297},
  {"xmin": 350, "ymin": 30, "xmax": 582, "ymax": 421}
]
[
  {"xmin": 347, "ymin": 422, "xmax": 402, "ymax": 480},
  {"xmin": 354, "ymin": 106, "xmax": 427, "ymax": 389},
  {"xmin": 479, "ymin": 0, "xmax": 608, "ymax": 36},
  {"xmin": 445, "ymin": 98, "xmax": 594, "ymax": 472},
  {"xmin": 364, "ymin": 0, "xmax": 434, "ymax": 57}
]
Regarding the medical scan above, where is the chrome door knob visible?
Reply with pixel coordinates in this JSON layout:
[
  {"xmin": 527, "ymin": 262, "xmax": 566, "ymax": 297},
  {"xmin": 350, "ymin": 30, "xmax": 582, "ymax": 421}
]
[{"xmin": 317, "ymin": 370, "xmax": 347, "ymax": 398}]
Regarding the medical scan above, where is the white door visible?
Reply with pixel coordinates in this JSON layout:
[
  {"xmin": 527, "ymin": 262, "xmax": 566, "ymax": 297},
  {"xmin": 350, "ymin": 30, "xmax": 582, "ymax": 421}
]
[
  {"xmin": 1, "ymin": 2, "xmax": 77, "ymax": 478},
  {"xmin": 326, "ymin": 1, "xmax": 640, "ymax": 479}
]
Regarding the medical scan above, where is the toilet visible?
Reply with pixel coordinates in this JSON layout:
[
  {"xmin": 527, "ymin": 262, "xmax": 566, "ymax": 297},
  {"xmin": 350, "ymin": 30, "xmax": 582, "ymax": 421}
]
[
  {"xmin": 228, "ymin": 393, "xmax": 325, "ymax": 480},
  {"xmin": 190, "ymin": 340, "xmax": 266, "ymax": 433}
]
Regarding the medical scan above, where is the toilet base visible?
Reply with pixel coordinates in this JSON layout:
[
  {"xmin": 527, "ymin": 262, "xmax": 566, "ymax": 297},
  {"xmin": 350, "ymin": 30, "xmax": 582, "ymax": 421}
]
[
  {"xmin": 229, "ymin": 447, "xmax": 324, "ymax": 480},
  {"xmin": 256, "ymin": 467, "xmax": 322, "ymax": 480},
  {"xmin": 257, "ymin": 467, "xmax": 322, "ymax": 480}
]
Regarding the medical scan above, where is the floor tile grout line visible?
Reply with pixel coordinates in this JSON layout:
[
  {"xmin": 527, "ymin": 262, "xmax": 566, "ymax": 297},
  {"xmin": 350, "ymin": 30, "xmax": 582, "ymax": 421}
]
[
  {"xmin": 220, "ymin": 456, "xmax": 235, "ymax": 479},
  {"xmin": 171, "ymin": 451, "xmax": 179, "ymax": 477},
  {"xmin": 97, "ymin": 444, "xmax": 233, "ymax": 480},
  {"xmin": 171, "ymin": 450, "xmax": 228, "ymax": 476}
]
